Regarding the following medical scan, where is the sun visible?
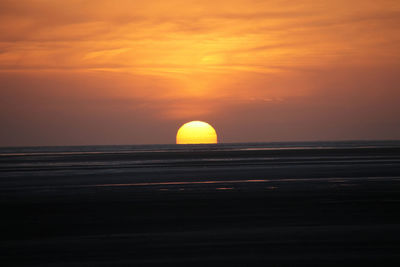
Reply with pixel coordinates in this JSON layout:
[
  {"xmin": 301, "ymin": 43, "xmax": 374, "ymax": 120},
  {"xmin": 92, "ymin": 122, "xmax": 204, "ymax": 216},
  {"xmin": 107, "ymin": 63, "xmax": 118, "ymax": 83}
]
[{"xmin": 176, "ymin": 121, "xmax": 218, "ymax": 144}]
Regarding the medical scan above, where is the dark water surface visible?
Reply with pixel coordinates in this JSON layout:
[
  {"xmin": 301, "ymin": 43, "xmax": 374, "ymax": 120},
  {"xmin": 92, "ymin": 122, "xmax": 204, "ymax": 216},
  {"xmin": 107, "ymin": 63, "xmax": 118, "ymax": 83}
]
[{"xmin": 1, "ymin": 141, "xmax": 400, "ymax": 266}]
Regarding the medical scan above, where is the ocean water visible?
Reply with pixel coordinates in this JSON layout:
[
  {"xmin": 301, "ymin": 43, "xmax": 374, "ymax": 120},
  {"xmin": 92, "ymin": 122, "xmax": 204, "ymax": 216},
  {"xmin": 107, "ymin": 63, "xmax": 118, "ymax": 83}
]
[
  {"xmin": 1, "ymin": 140, "xmax": 400, "ymax": 192},
  {"xmin": 1, "ymin": 140, "xmax": 400, "ymax": 155},
  {"xmin": 2, "ymin": 141, "xmax": 400, "ymax": 265}
]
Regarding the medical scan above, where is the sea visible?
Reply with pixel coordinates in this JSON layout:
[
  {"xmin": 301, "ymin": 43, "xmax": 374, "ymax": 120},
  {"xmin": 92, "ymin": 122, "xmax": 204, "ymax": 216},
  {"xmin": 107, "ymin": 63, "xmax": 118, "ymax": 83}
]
[
  {"xmin": 1, "ymin": 140, "xmax": 400, "ymax": 266},
  {"xmin": 1, "ymin": 140, "xmax": 400, "ymax": 187}
]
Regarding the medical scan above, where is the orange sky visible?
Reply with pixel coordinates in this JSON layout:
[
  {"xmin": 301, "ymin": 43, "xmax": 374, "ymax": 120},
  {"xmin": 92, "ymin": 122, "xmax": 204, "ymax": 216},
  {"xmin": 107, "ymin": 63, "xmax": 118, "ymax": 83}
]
[{"xmin": 1, "ymin": 0, "xmax": 399, "ymax": 145}]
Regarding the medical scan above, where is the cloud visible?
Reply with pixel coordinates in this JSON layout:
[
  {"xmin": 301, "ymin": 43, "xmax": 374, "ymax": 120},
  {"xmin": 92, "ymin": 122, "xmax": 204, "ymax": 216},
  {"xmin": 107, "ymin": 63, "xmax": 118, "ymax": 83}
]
[{"xmin": 0, "ymin": 0, "xmax": 399, "ymax": 145}]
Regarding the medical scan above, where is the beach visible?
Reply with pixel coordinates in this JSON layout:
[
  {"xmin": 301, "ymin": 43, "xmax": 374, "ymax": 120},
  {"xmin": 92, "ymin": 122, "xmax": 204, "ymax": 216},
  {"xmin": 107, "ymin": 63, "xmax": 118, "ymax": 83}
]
[{"xmin": 1, "ymin": 141, "xmax": 400, "ymax": 266}]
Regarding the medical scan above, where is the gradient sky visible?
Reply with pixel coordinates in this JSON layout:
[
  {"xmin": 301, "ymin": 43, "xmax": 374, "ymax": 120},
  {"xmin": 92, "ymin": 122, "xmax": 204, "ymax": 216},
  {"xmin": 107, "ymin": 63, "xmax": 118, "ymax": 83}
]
[{"xmin": 1, "ymin": 0, "xmax": 399, "ymax": 146}]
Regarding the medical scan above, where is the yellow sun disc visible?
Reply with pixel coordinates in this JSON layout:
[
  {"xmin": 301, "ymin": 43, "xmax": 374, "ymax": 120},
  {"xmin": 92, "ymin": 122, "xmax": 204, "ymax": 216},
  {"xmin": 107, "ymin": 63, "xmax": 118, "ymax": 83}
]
[{"xmin": 176, "ymin": 121, "xmax": 218, "ymax": 144}]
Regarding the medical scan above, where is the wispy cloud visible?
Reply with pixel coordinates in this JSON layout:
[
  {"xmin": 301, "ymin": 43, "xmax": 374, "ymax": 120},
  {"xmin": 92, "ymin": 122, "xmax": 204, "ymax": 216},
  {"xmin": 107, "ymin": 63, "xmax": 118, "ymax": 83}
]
[{"xmin": 0, "ymin": 0, "xmax": 399, "ymax": 145}]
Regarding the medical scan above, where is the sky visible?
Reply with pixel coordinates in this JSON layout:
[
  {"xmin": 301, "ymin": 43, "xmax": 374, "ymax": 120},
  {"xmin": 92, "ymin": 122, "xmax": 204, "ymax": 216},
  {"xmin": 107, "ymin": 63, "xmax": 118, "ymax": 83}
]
[{"xmin": 0, "ymin": 0, "xmax": 399, "ymax": 146}]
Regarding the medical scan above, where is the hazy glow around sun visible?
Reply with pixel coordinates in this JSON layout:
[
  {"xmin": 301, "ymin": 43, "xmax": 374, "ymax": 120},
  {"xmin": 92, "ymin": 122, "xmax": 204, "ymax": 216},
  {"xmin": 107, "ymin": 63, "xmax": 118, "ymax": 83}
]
[{"xmin": 176, "ymin": 121, "xmax": 217, "ymax": 144}]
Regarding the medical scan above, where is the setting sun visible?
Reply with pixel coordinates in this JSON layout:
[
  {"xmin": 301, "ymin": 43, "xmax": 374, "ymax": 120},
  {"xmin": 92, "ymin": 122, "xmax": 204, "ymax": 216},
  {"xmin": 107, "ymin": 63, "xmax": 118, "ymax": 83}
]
[{"xmin": 176, "ymin": 121, "xmax": 217, "ymax": 144}]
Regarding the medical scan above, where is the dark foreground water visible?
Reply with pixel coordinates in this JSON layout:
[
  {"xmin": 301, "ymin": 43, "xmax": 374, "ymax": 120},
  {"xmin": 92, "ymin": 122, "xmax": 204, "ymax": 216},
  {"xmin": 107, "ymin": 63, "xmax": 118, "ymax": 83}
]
[{"xmin": 1, "ymin": 141, "xmax": 400, "ymax": 266}]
